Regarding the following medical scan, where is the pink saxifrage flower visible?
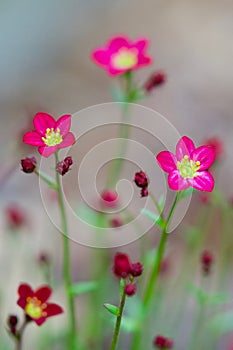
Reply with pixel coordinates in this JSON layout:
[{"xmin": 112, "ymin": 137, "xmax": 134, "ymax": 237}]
[
  {"xmin": 156, "ymin": 136, "xmax": 215, "ymax": 192},
  {"xmin": 23, "ymin": 113, "xmax": 76, "ymax": 157},
  {"xmin": 91, "ymin": 35, "xmax": 152, "ymax": 76},
  {"xmin": 17, "ymin": 283, "xmax": 63, "ymax": 326}
]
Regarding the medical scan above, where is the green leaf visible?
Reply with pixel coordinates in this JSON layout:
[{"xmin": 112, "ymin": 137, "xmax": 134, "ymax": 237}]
[
  {"xmin": 103, "ymin": 303, "xmax": 119, "ymax": 316},
  {"xmin": 141, "ymin": 208, "xmax": 164, "ymax": 229},
  {"xmin": 69, "ymin": 281, "xmax": 99, "ymax": 296}
]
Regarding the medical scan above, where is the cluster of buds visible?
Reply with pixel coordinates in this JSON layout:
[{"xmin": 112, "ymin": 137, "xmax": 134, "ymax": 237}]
[
  {"xmin": 144, "ymin": 71, "xmax": 166, "ymax": 94},
  {"xmin": 56, "ymin": 156, "xmax": 73, "ymax": 176},
  {"xmin": 21, "ymin": 157, "xmax": 37, "ymax": 174},
  {"xmin": 153, "ymin": 335, "xmax": 174, "ymax": 349},
  {"xmin": 134, "ymin": 171, "xmax": 149, "ymax": 197},
  {"xmin": 201, "ymin": 250, "xmax": 214, "ymax": 276},
  {"xmin": 113, "ymin": 253, "xmax": 143, "ymax": 297}
]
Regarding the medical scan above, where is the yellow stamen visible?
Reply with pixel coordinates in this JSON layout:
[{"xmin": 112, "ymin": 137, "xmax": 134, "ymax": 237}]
[
  {"xmin": 42, "ymin": 127, "xmax": 62, "ymax": 146},
  {"xmin": 112, "ymin": 47, "xmax": 138, "ymax": 70}
]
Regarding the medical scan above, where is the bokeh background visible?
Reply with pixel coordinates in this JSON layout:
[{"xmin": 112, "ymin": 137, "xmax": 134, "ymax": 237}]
[{"xmin": 0, "ymin": 1, "xmax": 233, "ymax": 349}]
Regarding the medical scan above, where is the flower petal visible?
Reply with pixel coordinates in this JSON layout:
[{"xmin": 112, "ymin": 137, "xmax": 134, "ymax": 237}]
[
  {"xmin": 18, "ymin": 283, "xmax": 34, "ymax": 298},
  {"xmin": 38, "ymin": 145, "xmax": 58, "ymax": 158},
  {"xmin": 58, "ymin": 132, "xmax": 76, "ymax": 149},
  {"xmin": 137, "ymin": 54, "xmax": 153, "ymax": 67},
  {"xmin": 44, "ymin": 303, "xmax": 63, "ymax": 317},
  {"xmin": 168, "ymin": 170, "xmax": 190, "ymax": 190},
  {"xmin": 91, "ymin": 49, "xmax": 110, "ymax": 67},
  {"xmin": 192, "ymin": 171, "xmax": 214, "ymax": 192},
  {"xmin": 156, "ymin": 151, "xmax": 177, "ymax": 173},
  {"xmin": 108, "ymin": 36, "xmax": 130, "ymax": 51},
  {"xmin": 23, "ymin": 131, "xmax": 44, "ymax": 146},
  {"xmin": 33, "ymin": 112, "xmax": 55, "ymax": 136},
  {"xmin": 133, "ymin": 38, "xmax": 149, "ymax": 52},
  {"xmin": 55, "ymin": 115, "xmax": 72, "ymax": 136},
  {"xmin": 176, "ymin": 136, "xmax": 195, "ymax": 160},
  {"xmin": 191, "ymin": 146, "xmax": 215, "ymax": 170},
  {"xmin": 33, "ymin": 317, "xmax": 46, "ymax": 326},
  {"xmin": 35, "ymin": 286, "xmax": 52, "ymax": 303}
]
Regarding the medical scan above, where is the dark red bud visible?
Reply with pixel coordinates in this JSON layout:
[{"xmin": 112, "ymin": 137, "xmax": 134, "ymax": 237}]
[{"xmin": 21, "ymin": 157, "xmax": 37, "ymax": 173}]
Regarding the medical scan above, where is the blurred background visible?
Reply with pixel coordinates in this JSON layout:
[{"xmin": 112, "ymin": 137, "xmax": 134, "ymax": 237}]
[{"xmin": 0, "ymin": 0, "xmax": 233, "ymax": 349}]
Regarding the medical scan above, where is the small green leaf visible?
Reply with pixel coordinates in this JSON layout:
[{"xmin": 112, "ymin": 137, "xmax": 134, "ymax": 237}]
[
  {"xmin": 187, "ymin": 283, "xmax": 208, "ymax": 304},
  {"xmin": 103, "ymin": 303, "xmax": 119, "ymax": 316},
  {"xmin": 141, "ymin": 209, "xmax": 164, "ymax": 229},
  {"xmin": 69, "ymin": 281, "xmax": 99, "ymax": 296}
]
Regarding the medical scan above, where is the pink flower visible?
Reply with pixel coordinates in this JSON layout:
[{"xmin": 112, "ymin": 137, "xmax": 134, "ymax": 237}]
[
  {"xmin": 156, "ymin": 136, "xmax": 215, "ymax": 192},
  {"xmin": 23, "ymin": 113, "xmax": 76, "ymax": 157},
  {"xmin": 91, "ymin": 35, "xmax": 152, "ymax": 76}
]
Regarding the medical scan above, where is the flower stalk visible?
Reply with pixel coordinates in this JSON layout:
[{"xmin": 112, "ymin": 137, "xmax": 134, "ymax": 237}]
[
  {"xmin": 55, "ymin": 152, "xmax": 77, "ymax": 349},
  {"xmin": 110, "ymin": 284, "xmax": 127, "ymax": 350},
  {"xmin": 131, "ymin": 192, "xmax": 181, "ymax": 350}
]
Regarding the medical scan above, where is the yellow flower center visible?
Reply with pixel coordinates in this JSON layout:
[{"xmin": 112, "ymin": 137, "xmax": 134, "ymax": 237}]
[
  {"xmin": 42, "ymin": 128, "xmax": 63, "ymax": 146},
  {"xmin": 25, "ymin": 297, "xmax": 47, "ymax": 319},
  {"xmin": 112, "ymin": 47, "xmax": 138, "ymax": 70},
  {"xmin": 177, "ymin": 155, "xmax": 201, "ymax": 179}
]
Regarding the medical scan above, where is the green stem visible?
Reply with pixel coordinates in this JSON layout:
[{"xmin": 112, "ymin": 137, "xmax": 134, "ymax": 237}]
[
  {"xmin": 131, "ymin": 192, "xmax": 180, "ymax": 350},
  {"xmin": 55, "ymin": 152, "xmax": 77, "ymax": 349},
  {"xmin": 106, "ymin": 72, "xmax": 133, "ymax": 189},
  {"xmin": 110, "ymin": 289, "xmax": 127, "ymax": 350},
  {"xmin": 35, "ymin": 169, "xmax": 58, "ymax": 190},
  {"xmin": 15, "ymin": 318, "xmax": 27, "ymax": 350}
]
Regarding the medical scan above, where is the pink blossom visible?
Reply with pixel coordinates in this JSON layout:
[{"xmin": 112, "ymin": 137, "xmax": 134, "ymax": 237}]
[
  {"xmin": 23, "ymin": 113, "xmax": 76, "ymax": 157},
  {"xmin": 91, "ymin": 35, "xmax": 152, "ymax": 76},
  {"xmin": 156, "ymin": 136, "xmax": 215, "ymax": 192}
]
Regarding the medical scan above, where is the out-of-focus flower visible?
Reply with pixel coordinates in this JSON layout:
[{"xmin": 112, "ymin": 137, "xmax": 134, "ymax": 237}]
[
  {"xmin": 110, "ymin": 217, "xmax": 123, "ymax": 228},
  {"xmin": 203, "ymin": 136, "xmax": 223, "ymax": 161},
  {"xmin": 5, "ymin": 205, "xmax": 27, "ymax": 230},
  {"xmin": 17, "ymin": 283, "xmax": 63, "ymax": 326},
  {"xmin": 21, "ymin": 157, "xmax": 37, "ymax": 173},
  {"xmin": 7, "ymin": 315, "xmax": 18, "ymax": 335},
  {"xmin": 124, "ymin": 284, "xmax": 136, "ymax": 297},
  {"xmin": 113, "ymin": 253, "xmax": 131, "ymax": 278},
  {"xmin": 23, "ymin": 113, "xmax": 75, "ymax": 157},
  {"xmin": 156, "ymin": 136, "xmax": 215, "ymax": 192},
  {"xmin": 91, "ymin": 35, "xmax": 152, "ymax": 76},
  {"xmin": 201, "ymin": 250, "xmax": 214, "ymax": 275},
  {"xmin": 153, "ymin": 335, "xmax": 174, "ymax": 349},
  {"xmin": 56, "ymin": 156, "xmax": 73, "ymax": 176},
  {"xmin": 130, "ymin": 262, "xmax": 143, "ymax": 277},
  {"xmin": 199, "ymin": 193, "xmax": 211, "ymax": 205},
  {"xmin": 144, "ymin": 71, "xmax": 166, "ymax": 93},
  {"xmin": 101, "ymin": 190, "xmax": 118, "ymax": 208}
]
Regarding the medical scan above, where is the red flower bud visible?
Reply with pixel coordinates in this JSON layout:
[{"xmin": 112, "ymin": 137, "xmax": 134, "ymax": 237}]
[
  {"xmin": 21, "ymin": 157, "xmax": 37, "ymax": 173},
  {"xmin": 110, "ymin": 217, "xmax": 123, "ymax": 228},
  {"xmin": 134, "ymin": 171, "xmax": 149, "ymax": 188},
  {"xmin": 130, "ymin": 262, "xmax": 143, "ymax": 277},
  {"xmin": 140, "ymin": 188, "xmax": 149, "ymax": 197},
  {"xmin": 38, "ymin": 252, "xmax": 50, "ymax": 265},
  {"xmin": 145, "ymin": 72, "xmax": 166, "ymax": 93},
  {"xmin": 124, "ymin": 284, "xmax": 136, "ymax": 296},
  {"xmin": 201, "ymin": 250, "xmax": 214, "ymax": 275},
  {"xmin": 5, "ymin": 205, "xmax": 27, "ymax": 229},
  {"xmin": 153, "ymin": 335, "xmax": 174, "ymax": 349},
  {"xmin": 113, "ymin": 253, "xmax": 131, "ymax": 278},
  {"xmin": 56, "ymin": 156, "xmax": 73, "ymax": 176},
  {"xmin": 7, "ymin": 315, "xmax": 18, "ymax": 335}
]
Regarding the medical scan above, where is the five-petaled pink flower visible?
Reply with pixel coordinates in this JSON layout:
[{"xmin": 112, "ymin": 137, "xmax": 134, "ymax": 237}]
[
  {"xmin": 23, "ymin": 113, "xmax": 75, "ymax": 157},
  {"xmin": 91, "ymin": 35, "xmax": 152, "ymax": 76},
  {"xmin": 156, "ymin": 136, "xmax": 215, "ymax": 192},
  {"xmin": 17, "ymin": 283, "xmax": 63, "ymax": 326}
]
